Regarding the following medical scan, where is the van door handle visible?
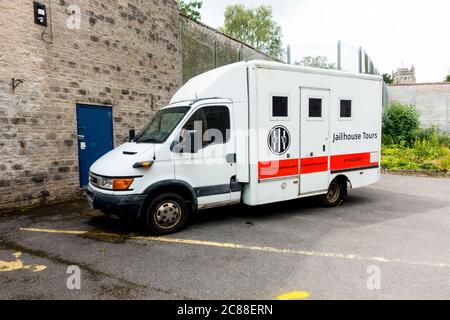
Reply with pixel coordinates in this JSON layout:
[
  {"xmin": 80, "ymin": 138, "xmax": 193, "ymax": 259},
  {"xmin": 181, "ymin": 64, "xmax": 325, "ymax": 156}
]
[
  {"xmin": 226, "ymin": 153, "xmax": 237, "ymax": 164},
  {"xmin": 323, "ymin": 145, "xmax": 326, "ymax": 152}
]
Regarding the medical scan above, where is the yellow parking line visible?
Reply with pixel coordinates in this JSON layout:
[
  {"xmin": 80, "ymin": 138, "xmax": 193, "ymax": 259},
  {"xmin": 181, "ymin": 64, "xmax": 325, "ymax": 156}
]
[
  {"xmin": 19, "ymin": 227, "xmax": 450, "ymax": 268},
  {"xmin": 0, "ymin": 251, "xmax": 47, "ymax": 273},
  {"xmin": 276, "ymin": 291, "xmax": 310, "ymax": 300},
  {"xmin": 20, "ymin": 228, "xmax": 86, "ymax": 235}
]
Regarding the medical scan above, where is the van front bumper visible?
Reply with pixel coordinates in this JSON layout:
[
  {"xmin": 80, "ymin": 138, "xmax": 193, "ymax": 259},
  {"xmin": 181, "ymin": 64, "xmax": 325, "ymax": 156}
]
[{"xmin": 85, "ymin": 187, "xmax": 147, "ymax": 220}]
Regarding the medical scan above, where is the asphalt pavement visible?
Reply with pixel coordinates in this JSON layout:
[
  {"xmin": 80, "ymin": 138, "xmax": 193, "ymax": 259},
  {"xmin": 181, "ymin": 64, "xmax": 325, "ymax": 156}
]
[{"xmin": 0, "ymin": 174, "xmax": 449, "ymax": 300}]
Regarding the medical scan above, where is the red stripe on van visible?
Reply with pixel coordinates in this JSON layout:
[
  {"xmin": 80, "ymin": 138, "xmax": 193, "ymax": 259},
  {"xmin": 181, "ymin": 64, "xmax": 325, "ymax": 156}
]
[
  {"xmin": 258, "ymin": 159, "xmax": 299, "ymax": 180},
  {"xmin": 258, "ymin": 152, "xmax": 379, "ymax": 180},
  {"xmin": 300, "ymin": 156, "xmax": 329, "ymax": 174},
  {"xmin": 330, "ymin": 152, "xmax": 378, "ymax": 171}
]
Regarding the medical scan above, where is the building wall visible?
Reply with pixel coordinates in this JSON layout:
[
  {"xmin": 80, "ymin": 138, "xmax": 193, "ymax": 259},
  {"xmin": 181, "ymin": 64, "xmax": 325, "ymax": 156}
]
[
  {"xmin": 388, "ymin": 83, "xmax": 450, "ymax": 133},
  {"xmin": 0, "ymin": 0, "xmax": 181, "ymax": 210},
  {"xmin": 0, "ymin": 2, "xmax": 282, "ymax": 211},
  {"xmin": 392, "ymin": 66, "xmax": 416, "ymax": 85}
]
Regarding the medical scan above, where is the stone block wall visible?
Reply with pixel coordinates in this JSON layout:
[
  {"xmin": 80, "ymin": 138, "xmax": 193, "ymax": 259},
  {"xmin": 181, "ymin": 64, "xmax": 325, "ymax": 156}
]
[
  {"xmin": 0, "ymin": 0, "xmax": 181, "ymax": 210},
  {"xmin": 388, "ymin": 83, "xmax": 450, "ymax": 134}
]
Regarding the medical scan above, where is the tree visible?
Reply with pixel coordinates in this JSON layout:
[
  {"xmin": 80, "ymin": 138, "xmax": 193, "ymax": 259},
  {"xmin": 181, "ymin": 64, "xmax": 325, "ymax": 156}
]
[
  {"xmin": 382, "ymin": 73, "xmax": 394, "ymax": 84},
  {"xmin": 295, "ymin": 56, "xmax": 336, "ymax": 69},
  {"xmin": 179, "ymin": 0, "xmax": 203, "ymax": 21},
  {"xmin": 445, "ymin": 74, "xmax": 450, "ymax": 82},
  {"xmin": 219, "ymin": 5, "xmax": 283, "ymax": 59}
]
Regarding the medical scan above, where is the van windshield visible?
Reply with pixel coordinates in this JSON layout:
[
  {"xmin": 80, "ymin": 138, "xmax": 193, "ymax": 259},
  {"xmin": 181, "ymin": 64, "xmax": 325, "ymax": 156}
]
[{"xmin": 135, "ymin": 107, "xmax": 190, "ymax": 144}]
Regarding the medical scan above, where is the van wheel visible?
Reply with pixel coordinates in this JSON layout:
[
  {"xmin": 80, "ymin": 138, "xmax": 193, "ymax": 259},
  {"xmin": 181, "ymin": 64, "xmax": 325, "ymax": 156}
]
[
  {"xmin": 321, "ymin": 179, "xmax": 344, "ymax": 207},
  {"xmin": 143, "ymin": 193, "xmax": 189, "ymax": 235}
]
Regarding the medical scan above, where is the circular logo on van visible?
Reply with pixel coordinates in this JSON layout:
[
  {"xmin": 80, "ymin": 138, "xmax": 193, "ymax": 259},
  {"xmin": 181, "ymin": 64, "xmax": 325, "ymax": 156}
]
[{"xmin": 268, "ymin": 126, "xmax": 291, "ymax": 155}]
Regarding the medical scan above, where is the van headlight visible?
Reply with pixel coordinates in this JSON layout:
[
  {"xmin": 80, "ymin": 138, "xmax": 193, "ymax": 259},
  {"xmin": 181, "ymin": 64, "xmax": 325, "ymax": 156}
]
[
  {"xmin": 98, "ymin": 177, "xmax": 114, "ymax": 190},
  {"xmin": 90, "ymin": 173, "xmax": 134, "ymax": 191}
]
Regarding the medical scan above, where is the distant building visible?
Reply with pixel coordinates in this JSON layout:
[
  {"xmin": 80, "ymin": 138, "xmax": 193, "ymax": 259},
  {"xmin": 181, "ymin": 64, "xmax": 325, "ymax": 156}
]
[{"xmin": 393, "ymin": 66, "xmax": 416, "ymax": 84}]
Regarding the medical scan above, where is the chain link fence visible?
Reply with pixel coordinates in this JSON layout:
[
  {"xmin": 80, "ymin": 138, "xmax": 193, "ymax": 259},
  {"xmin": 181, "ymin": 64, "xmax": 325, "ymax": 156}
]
[{"xmin": 180, "ymin": 15, "xmax": 280, "ymax": 83}]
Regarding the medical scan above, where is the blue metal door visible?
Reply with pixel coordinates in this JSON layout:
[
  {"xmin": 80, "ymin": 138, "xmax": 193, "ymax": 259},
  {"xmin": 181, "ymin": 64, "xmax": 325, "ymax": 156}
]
[{"xmin": 76, "ymin": 104, "xmax": 113, "ymax": 187}]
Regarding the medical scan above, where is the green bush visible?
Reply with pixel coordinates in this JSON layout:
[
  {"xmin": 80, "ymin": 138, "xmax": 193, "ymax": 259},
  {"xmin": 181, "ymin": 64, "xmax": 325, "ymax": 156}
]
[
  {"xmin": 412, "ymin": 139, "xmax": 447, "ymax": 160},
  {"xmin": 382, "ymin": 102, "xmax": 420, "ymax": 146},
  {"xmin": 439, "ymin": 153, "xmax": 450, "ymax": 172},
  {"xmin": 438, "ymin": 133, "xmax": 450, "ymax": 148},
  {"xmin": 414, "ymin": 127, "xmax": 436, "ymax": 142},
  {"xmin": 415, "ymin": 126, "xmax": 450, "ymax": 148},
  {"xmin": 381, "ymin": 134, "xmax": 394, "ymax": 146}
]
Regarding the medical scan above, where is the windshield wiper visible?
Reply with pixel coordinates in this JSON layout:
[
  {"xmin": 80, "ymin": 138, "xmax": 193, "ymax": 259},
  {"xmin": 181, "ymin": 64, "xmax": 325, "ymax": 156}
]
[{"xmin": 137, "ymin": 138, "xmax": 162, "ymax": 144}]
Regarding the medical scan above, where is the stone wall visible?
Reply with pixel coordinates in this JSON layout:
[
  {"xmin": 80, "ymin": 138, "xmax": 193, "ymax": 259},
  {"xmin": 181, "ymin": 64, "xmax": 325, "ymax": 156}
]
[
  {"xmin": 388, "ymin": 83, "xmax": 450, "ymax": 134},
  {"xmin": 0, "ymin": 0, "xmax": 181, "ymax": 210},
  {"xmin": 0, "ymin": 2, "xmax": 282, "ymax": 211}
]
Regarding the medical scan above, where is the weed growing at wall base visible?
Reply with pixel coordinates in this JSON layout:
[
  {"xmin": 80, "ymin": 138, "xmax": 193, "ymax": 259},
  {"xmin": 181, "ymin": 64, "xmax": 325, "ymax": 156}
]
[
  {"xmin": 382, "ymin": 136, "xmax": 450, "ymax": 173},
  {"xmin": 382, "ymin": 103, "xmax": 450, "ymax": 173},
  {"xmin": 382, "ymin": 144, "xmax": 449, "ymax": 172}
]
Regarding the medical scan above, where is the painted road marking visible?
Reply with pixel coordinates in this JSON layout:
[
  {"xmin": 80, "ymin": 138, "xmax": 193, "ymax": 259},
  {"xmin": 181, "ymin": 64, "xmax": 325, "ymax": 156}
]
[
  {"xmin": 276, "ymin": 291, "xmax": 310, "ymax": 300},
  {"xmin": 19, "ymin": 228, "xmax": 86, "ymax": 235},
  {"xmin": 0, "ymin": 251, "xmax": 47, "ymax": 272},
  {"xmin": 19, "ymin": 227, "xmax": 450, "ymax": 269}
]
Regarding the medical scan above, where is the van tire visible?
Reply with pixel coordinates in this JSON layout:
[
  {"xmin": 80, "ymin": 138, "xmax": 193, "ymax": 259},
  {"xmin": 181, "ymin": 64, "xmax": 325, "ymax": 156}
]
[
  {"xmin": 321, "ymin": 179, "xmax": 344, "ymax": 207},
  {"xmin": 143, "ymin": 193, "xmax": 189, "ymax": 235}
]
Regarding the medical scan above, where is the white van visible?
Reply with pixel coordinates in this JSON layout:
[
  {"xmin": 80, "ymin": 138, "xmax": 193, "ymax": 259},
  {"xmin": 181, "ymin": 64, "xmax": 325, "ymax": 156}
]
[{"xmin": 86, "ymin": 60, "xmax": 383, "ymax": 235}]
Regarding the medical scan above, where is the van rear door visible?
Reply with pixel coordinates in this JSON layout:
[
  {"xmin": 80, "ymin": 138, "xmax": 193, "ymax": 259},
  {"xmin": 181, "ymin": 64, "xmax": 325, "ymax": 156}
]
[{"xmin": 299, "ymin": 88, "xmax": 330, "ymax": 194}]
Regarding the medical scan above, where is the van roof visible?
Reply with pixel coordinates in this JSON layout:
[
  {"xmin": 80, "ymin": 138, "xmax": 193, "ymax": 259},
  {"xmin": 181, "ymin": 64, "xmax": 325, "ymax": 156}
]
[
  {"xmin": 170, "ymin": 60, "xmax": 382, "ymax": 104},
  {"xmin": 249, "ymin": 60, "xmax": 382, "ymax": 81}
]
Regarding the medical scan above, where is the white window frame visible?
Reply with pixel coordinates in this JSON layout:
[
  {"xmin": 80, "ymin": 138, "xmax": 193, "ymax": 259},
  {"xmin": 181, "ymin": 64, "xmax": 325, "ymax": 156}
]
[
  {"xmin": 270, "ymin": 93, "xmax": 291, "ymax": 121},
  {"xmin": 338, "ymin": 97, "xmax": 354, "ymax": 121},
  {"xmin": 306, "ymin": 95, "xmax": 324, "ymax": 121}
]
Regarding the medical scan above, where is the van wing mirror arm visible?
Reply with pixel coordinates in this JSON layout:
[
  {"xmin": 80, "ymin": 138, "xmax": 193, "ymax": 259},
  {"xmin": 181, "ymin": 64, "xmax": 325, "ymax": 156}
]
[
  {"xmin": 170, "ymin": 140, "xmax": 180, "ymax": 152},
  {"xmin": 129, "ymin": 129, "xmax": 136, "ymax": 142}
]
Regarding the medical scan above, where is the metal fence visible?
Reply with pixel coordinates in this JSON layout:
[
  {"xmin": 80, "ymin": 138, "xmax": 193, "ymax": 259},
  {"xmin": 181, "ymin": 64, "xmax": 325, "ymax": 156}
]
[
  {"xmin": 337, "ymin": 40, "xmax": 379, "ymax": 75},
  {"xmin": 180, "ymin": 16, "xmax": 279, "ymax": 83},
  {"xmin": 180, "ymin": 18, "xmax": 379, "ymax": 84}
]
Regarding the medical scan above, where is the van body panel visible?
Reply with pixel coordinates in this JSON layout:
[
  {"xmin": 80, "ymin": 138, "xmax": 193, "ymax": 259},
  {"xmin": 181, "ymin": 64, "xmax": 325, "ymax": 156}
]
[
  {"xmin": 88, "ymin": 60, "xmax": 383, "ymax": 220},
  {"xmin": 242, "ymin": 62, "xmax": 382, "ymax": 206}
]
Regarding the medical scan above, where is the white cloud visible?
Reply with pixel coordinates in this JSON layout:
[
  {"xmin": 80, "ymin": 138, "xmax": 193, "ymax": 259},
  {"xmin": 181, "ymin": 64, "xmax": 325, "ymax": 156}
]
[{"xmin": 200, "ymin": 0, "xmax": 450, "ymax": 82}]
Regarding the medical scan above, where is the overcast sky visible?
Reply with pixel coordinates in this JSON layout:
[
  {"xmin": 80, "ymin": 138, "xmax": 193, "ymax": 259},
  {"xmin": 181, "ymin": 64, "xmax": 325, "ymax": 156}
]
[{"xmin": 199, "ymin": 0, "xmax": 450, "ymax": 82}]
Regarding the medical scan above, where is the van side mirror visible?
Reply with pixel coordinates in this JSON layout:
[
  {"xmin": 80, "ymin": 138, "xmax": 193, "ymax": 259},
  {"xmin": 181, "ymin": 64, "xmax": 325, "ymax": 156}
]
[
  {"xmin": 170, "ymin": 131, "xmax": 198, "ymax": 153},
  {"xmin": 170, "ymin": 140, "xmax": 179, "ymax": 152},
  {"xmin": 129, "ymin": 129, "xmax": 136, "ymax": 142},
  {"xmin": 170, "ymin": 133, "xmax": 184, "ymax": 153}
]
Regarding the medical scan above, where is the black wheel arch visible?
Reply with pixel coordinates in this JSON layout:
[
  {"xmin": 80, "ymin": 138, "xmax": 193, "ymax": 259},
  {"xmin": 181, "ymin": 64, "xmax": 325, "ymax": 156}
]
[
  {"xmin": 331, "ymin": 174, "xmax": 350, "ymax": 197},
  {"xmin": 139, "ymin": 180, "xmax": 198, "ymax": 218}
]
